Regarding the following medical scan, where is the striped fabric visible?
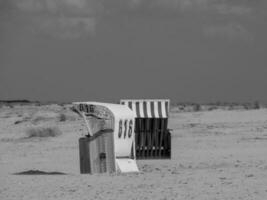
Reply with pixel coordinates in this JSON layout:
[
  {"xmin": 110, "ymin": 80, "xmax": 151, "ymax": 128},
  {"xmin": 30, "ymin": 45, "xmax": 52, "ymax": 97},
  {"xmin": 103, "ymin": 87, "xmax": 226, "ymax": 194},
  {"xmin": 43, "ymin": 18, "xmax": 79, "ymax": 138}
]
[{"xmin": 120, "ymin": 99, "xmax": 170, "ymax": 118}]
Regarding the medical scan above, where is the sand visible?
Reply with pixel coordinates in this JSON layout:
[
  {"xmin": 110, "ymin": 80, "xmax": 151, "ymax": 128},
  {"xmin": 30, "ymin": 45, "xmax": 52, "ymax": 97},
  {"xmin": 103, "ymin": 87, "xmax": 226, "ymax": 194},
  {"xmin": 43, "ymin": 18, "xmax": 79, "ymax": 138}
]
[{"xmin": 1, "ymin": 105, "xmax": 267, "ymax": 200}]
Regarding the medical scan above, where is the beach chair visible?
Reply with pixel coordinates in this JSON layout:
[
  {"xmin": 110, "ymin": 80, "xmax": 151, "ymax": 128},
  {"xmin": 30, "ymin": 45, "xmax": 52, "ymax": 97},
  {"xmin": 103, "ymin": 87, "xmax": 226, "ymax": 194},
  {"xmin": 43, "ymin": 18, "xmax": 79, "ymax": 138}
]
[
  {"xmin": 73, "ymin": 102, "xmax": 139, "ymax": 174},
  {"xmin": 120, "ymin": 99, "xmax": 171, "ymax": 159}
]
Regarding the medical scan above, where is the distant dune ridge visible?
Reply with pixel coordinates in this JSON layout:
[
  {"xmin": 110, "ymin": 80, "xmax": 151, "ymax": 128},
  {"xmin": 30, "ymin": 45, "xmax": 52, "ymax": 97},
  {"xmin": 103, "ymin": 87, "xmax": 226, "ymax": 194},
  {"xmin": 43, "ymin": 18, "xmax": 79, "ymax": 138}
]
[{"xmin": 0, "ymin": 99, "xmax": 265, "ymax": 111}]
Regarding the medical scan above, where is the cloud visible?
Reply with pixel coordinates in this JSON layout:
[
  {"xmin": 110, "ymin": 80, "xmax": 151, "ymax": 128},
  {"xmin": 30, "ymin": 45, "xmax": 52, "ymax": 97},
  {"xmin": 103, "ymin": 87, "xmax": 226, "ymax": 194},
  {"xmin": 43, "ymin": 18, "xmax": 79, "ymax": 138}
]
[
  {"xmin": 214, "ymin": 4, "xmax": 251, "ymax": 15},
  {"xmin": 34, "ymin": 16, "xmax": 96, "ymax": 39},
  {"xmin": 124, "ymin": 0, "xmax": 253, "ymax": 15},
  {"xmin": 203, "ymin": 23, "xmax": 254, "ymax": 42},
  {"xmin": 13, "ymin": 0, "xmax": 101, "ymax": 15},
  {"xmin": 3, "ymin": 0, "xmax": 102, "ymax": 39},
  {"xmin": 1, "ymin": 0, "xmax": 258, "ymax": 39}
]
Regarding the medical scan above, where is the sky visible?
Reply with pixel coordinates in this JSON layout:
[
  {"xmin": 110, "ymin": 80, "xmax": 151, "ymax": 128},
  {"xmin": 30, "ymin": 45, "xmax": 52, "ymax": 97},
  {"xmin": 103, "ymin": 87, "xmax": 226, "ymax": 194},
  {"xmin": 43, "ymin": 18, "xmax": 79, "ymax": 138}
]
[{"xmin": 0, "ymin": 0, "xmax": 267, "ymax": 103}]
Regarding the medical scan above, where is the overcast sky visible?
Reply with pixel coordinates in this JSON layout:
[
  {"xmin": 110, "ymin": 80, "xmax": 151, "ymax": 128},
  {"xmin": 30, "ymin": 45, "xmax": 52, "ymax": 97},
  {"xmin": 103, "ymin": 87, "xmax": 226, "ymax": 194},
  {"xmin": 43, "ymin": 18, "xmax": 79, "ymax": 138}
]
[{"xmin": 1, "ymin": 0, "xmax": 267, "ymax": 103}]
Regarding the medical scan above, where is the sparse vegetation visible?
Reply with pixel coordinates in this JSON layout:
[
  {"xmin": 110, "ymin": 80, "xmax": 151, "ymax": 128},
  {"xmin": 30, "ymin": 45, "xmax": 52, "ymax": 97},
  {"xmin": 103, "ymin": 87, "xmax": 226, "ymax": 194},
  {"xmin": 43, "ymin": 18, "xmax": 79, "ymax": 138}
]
[
  {"xmin": 253, "ymin": 101, "xmax": 260, "ymax": 109},
  {"xmin": 209, "ymin": 106, "xmax": 218, "ymax": 111},
  {"xmin": 14, "ymin": 120, "xmax": 23, "ymax": 125},
  {"xmin": 59, "ymin": 113, "xmax": 67, "ymax": 122},
  {"xmin": 171, "ymin": 101, "xmax": 266, "ymax": 112},
  {"xmin": 193, "ymin": 104, "xmax": 201, "ymax": 112},
  {"xmin": 26, "ymin": 127, "xmax": 62, "ymax": 138},
  {"xmin": 32, "ymin": 116, "xmax": 48, "ymax": 123}
]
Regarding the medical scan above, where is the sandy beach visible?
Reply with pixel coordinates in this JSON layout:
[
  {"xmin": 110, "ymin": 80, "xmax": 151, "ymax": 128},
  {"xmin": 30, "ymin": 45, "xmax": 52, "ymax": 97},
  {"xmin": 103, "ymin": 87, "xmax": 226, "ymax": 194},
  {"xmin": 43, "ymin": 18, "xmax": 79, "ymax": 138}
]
[{"xmin": 1, "ymin": 105, "xmax": 267, "ymax": 200}]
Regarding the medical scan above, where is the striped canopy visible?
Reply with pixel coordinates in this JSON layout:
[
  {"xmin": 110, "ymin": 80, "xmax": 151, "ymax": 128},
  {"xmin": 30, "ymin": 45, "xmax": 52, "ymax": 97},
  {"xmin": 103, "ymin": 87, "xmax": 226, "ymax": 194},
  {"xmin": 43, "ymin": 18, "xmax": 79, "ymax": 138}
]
[{"xmin": 120, "ymin": 99, "xmax": 170, "ymax": 118}]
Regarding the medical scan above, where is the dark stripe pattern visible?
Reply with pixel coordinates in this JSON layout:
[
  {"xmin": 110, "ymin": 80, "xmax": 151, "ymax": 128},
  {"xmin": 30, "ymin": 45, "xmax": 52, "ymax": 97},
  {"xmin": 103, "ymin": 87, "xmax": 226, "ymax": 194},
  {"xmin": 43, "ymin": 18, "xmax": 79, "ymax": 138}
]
[
  {"xmin": 158, "ymin": 101, "xmax": 162, "ymax": 118},
  {"xmin": 165, "ymin": 101, "xmax": 169, "ymax": 117},
  {"xmin": 150, "ymin": 101, "xmax": 155, "ymax": 118},
  {"xmin": 143, "ymin": 101, "xmax": 148, "ymax": 118},
  {"xmin": 128, "ymin": 101, "xmax": 132, "ymax": 109},
  {"xmin": 136, "ymin": 102, "xmax": 140, "ymax": 118},
  {"xmin": 120, "ymin": 100, "xmax": 169, "ymax": 118}
]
